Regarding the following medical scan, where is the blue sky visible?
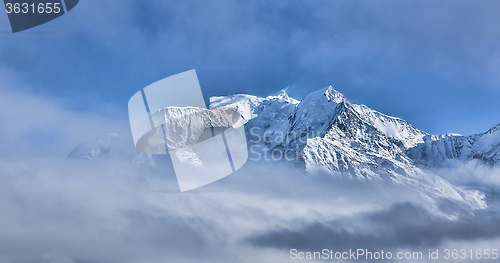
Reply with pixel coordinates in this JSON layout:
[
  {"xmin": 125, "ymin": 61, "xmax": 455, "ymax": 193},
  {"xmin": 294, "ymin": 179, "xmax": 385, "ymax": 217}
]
[{"xmin": 1, "ymin": 0, "xmax": 500, "ymax": 135}]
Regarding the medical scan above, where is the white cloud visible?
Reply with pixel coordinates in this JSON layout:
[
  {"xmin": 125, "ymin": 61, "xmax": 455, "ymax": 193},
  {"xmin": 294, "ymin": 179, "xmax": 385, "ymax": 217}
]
[{"xmin": 0, "ymin": 67, "xmax": 129, "ymax": 158}]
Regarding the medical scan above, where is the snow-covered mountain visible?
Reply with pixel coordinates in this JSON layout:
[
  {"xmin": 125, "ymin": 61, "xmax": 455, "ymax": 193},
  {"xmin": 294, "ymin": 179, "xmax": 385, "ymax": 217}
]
[
  {"xmin": 407, "ymin": 124, "xmax": 500, "ymax": 167},
  {"xmin": 67, "ymin": 133, "xmax": 124, "ymax": 160},
  {"xmin": 210, "ymin": 86, "xmax": 430, "ymax": 179},
  {"xmin": 210, "ymin": 86, "xmax": 500, "ymax": 216},
  {"xmin": 70, "ymin": 85, "xmax": 500, "ymax": 217},
  {"xmin": 211, "ymin": 86, "xmax": 500, "ymax": 172}
]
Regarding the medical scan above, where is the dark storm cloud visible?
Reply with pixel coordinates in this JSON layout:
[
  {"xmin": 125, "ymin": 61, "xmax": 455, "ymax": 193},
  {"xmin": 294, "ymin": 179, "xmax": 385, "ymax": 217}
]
[
  {"xmin": 120, "ymin": 210, "xmax": 208, "ymax": 253},
  {"xmin": 246, "ymin": 201, "xmax": 500, "ymax": 251}
]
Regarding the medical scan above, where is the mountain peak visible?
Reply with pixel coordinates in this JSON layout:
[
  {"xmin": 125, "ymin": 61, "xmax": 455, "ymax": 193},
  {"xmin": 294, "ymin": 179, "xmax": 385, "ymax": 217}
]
[
  {"xmin": 277, "ymin": 89, "xmax": 289, "ymax": 99},
  {"xmin": 67, "ymin": 133, "xmax": 126, "ymax": 160},
  {"xmin": 324, "ymin": 85, "xmax": 347, "ymax": 104},
  {"xmin": 484, "ymin": 123, "xmax": 500, "ymax": 134},
  {"xmin": 267, "ymin": 89, "xmax": 298, "ymax": 103}
]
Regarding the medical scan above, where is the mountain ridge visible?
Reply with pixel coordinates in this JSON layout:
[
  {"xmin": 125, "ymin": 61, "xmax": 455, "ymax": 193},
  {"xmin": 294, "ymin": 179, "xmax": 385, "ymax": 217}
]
[
  {"xmin": 211, "ymin": 86, "xmax": 499, "ymax": 170},
  {"xmin": 69, "ymin": 85, "xmax": 499, "ymax": 218},
  {"xmin": 209, "ymin": 86, "xmax": 498, "ymax": 217}
]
